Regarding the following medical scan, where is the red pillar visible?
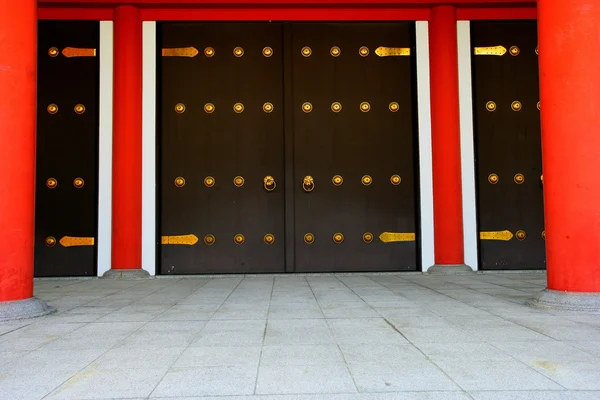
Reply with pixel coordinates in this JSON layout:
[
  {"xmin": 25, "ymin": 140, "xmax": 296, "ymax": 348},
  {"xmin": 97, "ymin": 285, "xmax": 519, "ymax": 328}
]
[
  {"xmin": 108, "ymin": 5, "xmax": 146, "ymax": 276},
  {"xmin": 0, "ymin": 0, "xmax": 53, "ymax": 318},
  {"xmin": 537, "ymin": 0, "xmax": 600, "ymax": 295},
  {"xmin": 428, "ymin": 6, "xmax": 468, "ymax": 271}
]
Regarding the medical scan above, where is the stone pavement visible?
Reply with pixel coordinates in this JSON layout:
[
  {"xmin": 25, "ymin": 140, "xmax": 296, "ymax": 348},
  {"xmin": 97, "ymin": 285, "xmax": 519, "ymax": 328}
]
[{"xmin": 1, "ymin": 272, "xmax": 600, "ymax": 400}]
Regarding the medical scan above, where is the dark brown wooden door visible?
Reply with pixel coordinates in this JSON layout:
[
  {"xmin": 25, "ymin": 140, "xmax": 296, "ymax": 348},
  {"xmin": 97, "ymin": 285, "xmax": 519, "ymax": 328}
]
[
  {"xmin": 471, "ymin": 21, "xmax": 545, "ymax": 270},
  {"xmin": 35, "ymin": 21, "xmax": 99, "ymax": 277},
  {"xmin": 159, "ymin": 23, "xmax": 285, "ymax": 274},
  {"xmin": 290, "ymin": 23, "xmax": 419, "ymax": 272}
]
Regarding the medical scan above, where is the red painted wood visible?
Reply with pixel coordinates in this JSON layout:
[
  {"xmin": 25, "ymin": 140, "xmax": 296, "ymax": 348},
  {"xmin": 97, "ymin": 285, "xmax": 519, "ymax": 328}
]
[
  {"xmin": 457, "ymin": 7, "xmax": 536, "ymax": 19},
  {"xmin": 539, "ymin": 0, "xmax": 600, "ymax": 292},
  {"xmin": 0, "ymin": 0, "xmax": 37, "ymax": 301},
  {"xmin": 429, "ymin": 5, "xmax": 464, "ymax": 266},
  {"xmin": 38, "ymin": 7, "xmax": 113, "ymax": 20},
  {"xmin": 141, "ymin": 7, "xmax": 430, "ymax": 20},
  {"xmin": 38, "ymin": 0, "xmax": 535, "ymax": 5},
  {"xmin": 111, "ymin": 5, "xmax": 143, "ymax": 270}
]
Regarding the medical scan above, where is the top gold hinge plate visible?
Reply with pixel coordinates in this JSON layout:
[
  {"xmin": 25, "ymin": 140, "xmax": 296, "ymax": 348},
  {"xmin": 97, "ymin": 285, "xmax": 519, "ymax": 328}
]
[
  {"xmin": 379, "ymin": 232, "xmax": 416, "ymax": 243},
  {"xmin": 480, "ymin": 230, "xmax": 514, "ymax": 241},
  {"xmin": 62, "ymin": 47, "xmax": 97, "ymax": 58},
  {"xmin": 162, "ymin": 47, "xmax": 199, "ymax": 58},
  {"xmin": 474, "ymin": 45, "xmax": 507, "ymax": 56},
  {"xmin": 375, "ymin": 46, "xmax": 411, "ymax": 57}
]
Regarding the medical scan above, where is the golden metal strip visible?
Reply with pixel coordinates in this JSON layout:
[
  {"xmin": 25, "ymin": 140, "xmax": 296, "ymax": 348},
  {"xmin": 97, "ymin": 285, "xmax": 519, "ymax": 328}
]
[
  {"xmin": 61, "ymin": 47, "xmax": 97, "ymax": 58},
  {"xmin": 480, "ymin": 230, "xmax": 514, "ymax": 241},
  {"xmin": 161, "ymin": 234, "xmax": 199, "ymax": 245},
  {"xmin": 378, "ymin": 232, "xmax": 416, "ymax": 243},
  {"xmin": 474, "ymin": 46, "xmax": 507, "ymax": 56},
  {"xmin": 162, "ymin": 47, "xmax": 199, "ymax": 58},
  {"xmin": 375, "ymin": 46, "xmax": 410, "ymax": 57},
  {"xmin": 59, "ymin": 236, "xmax": 95, "ymax": 247}
]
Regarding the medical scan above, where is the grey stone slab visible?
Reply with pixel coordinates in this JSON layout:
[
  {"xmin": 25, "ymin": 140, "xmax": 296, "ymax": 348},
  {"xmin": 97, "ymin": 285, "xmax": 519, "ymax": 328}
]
[
  {"xmin": 0, "ymin": 351, "xmax": 29, "ymax": 367},
  {"xmin": 261, "ymin": 344, "xmax": 345, "ymax": 366},
  {"xmin": 0, "ymin": 335, "xmax": 57, "ymax": 351},
  {"xmin": 0, "ymin": 348, "xmax": 106, "ymax": 375},
  {"xmin": 339, "ymin": 343, "xmax": 426, "ymax": 364},
  {"xmin": 528, "ymin": 361, "xmax": 600, "ymax": 389},
  {"xmin": 192, "ymin": 319, "xmax": 266, "ymax": 346},
  {"xmin": 256, "ymin": 364, "xmax": 357, "ymax": 394},
  {"xmin": 469, "ymin": 391, "xmax": 600, "ymax": 400},
  {"xmin": 89, "ymin": 346, "xmax": 185, "ymax": 370},
  {"xmin": 396, "ymin": 326, "xmax": 482, "ymax": 344},
  {"xmin": 268, "ymin": 303, "xmax": 324, "ymax": 319},
  {"xmin": 151, "ymin": 394, "xmax": 472, "ymax": 400},
  {"xmin": 174, "ymin": 345, "xmax": 262, "ymax": 367},
  {"xmin": 212, "ymin": 303, "xmax": 270, "ymax": 320},
  {"xmin": 114, "ymin": 330, "xmax": 197, "ymax": 349},
  {"xmin": 470, "ymin": 326, "xmax": 556, "ymax": 342},
  {"xmin": 566, "ymin": 341, "xmax": 600, "ymax": 358},
  {"xmin": 328, "ymin": 318, "xmax": 408, "ymax": 344},
  {"xmin": 434, "ymin": 360, "xmax": 563, "ymax": 390},
  {"xmin": 265, "ymin": 319, "xmax": 334, "ymax": 345},
  {"xmin": 347, "ymin": 360, "xmax": 459, "ymax": 392},
  {"xmin": 46, "ymin": 367, "xmax": 166, "ymax": 399},
  {"xmin": 495, "ymin": 341, "xmax": 598, "ymax": 363},
  {"xmin": 151, "ymin": 366, "xmax": 257, "ymax": 397},
  {"xmin": 0, "ymin": 369, "xmax": 76, "ymax": 400},
  {"xmin": 414, "ymin": 342, "xmax": 514, "ymax": 362},
  {"xmin": 320, "ymin": 302, "xmax": 380, "ymax": 318}
]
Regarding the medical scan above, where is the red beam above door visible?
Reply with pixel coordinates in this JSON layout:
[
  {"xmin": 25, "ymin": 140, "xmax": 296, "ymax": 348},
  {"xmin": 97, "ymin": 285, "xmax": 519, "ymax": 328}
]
[{"xmin": 38, "ymin": 0, "xmax": 535, "ymax": 6}]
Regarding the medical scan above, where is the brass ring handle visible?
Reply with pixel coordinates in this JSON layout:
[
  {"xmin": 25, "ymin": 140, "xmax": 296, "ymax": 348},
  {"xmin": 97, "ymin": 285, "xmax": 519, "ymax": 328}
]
[
  {"xmin": 302, "ymin": 175, "xmax": 315, "ymax": 192},
  {"xmin": 264, "ymin": 175, "xmax": 276, "ymax": 191}
]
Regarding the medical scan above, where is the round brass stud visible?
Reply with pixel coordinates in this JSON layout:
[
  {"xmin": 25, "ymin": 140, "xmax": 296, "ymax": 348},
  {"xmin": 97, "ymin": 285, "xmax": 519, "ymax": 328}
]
[
  {"xmin": 234, "ymin": 234, "xmax": 245, "ymax": 244},
  {"xmin": 488, "ymin": 173, "xmax": 499, "ymax": 184},
  {"xmin": 263, "ymin": 47, "xmax": 273, "ymax": 57},
  {"xmin": 390, "ymin": 175, "xmax": 401, "ymax": 185},
  {"xmin": 264, "ymin": 234, "xmax": 275, "ymax": 245},
  {"xmin": 233, "ymin": 47, "xmax": 244, "ymax": 57},
  {"xmin": 301, "ymin": 46, "xmax": 312, "ymax": 57},
  {"xmin": 511, "ymin": 101, "xmax": 522, "ymax": 111},
  {"xmin": 48, "ymin": 47, "xmax": 59, "ymax": 57},
  {"xmin": 263, "ymin": 102, "xmax": 274, "ymax": 113},
  {"xmin": 204, "ymin": 176, "xmax": 215, "ymax": 187},
  {"xmin": 204, "ymin": 47, "xmax": 215, "ymax": 57},
  {"xmin": 331, "ymin": 102, "xmax": 342, "ymax": 113},
  {"xmin": 363, "ymin": 232, "xmax": 374, "ymax": 243},
  {"xmin": 46, "ymin": 178, "xmax": 58, "ymax": 189},
  {"xmin": 486, "ymin": 101, "xmax": 497, "ymax": 112},
  {"xmin": 540, "ymin": 174, "xmax": 544, "ymax": 183},
  {"xmin": 535, "ymin": 46, "xmax": 539, "ymax": 55},
  {"xmin": 516, "ymin": 230, "xmax": 527, "ymax": 241},
  {"xmin": 359, "ymin": 46, "xmax": 369, "ymax": 57},
  {"xmin": 233, "ymin": 103, "xmax": 244, "ymax": 113},
  {"xmin": 45, "ymin": 236, "xmax": 57, "ymax": 247},
  {"xmin": 73, "ymin": 177, "xmax": 84, "ymax": 188},
  {"xmin": 389, "ymin": 102, "xmax": 399, "ymax": 112},
  {"xmin": 47, "ymin": 104, "xmax": 58, "ymax": 114},
  {"xmin": 304, "ymin": 233, "xmax": 315, "ymax": 244},
  {"xmin": 204, "ymin": 234, "xmax": 215, "ymax": 245},
  {"xmin": 74, "ymin": 104, "xmax": 85, "ymax": 114},
  {"xmin": 174, "ymin": 177, "xmax": 186, "ymax": 187},
  {"xmin": 330, "ymin": 46, "xmax": 341, "ymax": 57},
  {"xmin": 204, "ymin": 103, "xmax": 215, "ymax": 113},
  {"xmin": 233, "ymin": 176, "xmax": 245, "ymax": 187},
  {"xmin": 332, "ymin": 175, "xmax": 343, "ymax": 186},
  {"xmin": 509, "ymin": 46, "xmax": 520, "ymax": 56},
  {"xmin": 541, "ymin": 231, "xmax": 546, "ymax": 240},
  {"xmin": 514, "ymin": 173, "xmax": 525, "ymax": 184},
  {"xmin": 362, "ymin": 175, "xmax": 372, "ymax": 186},
  {"xmin": 175, "ymin": 103, "xmax": 185, "ymax": 113},
  {"xmin": 537, "ymin": 101, "xmax": 541, "ymax": 110},
  {"xmin": 302, "ymin": 102, "xmax": 313, "ymax": 113},
  {"xmin": 360, "ymin": 102, "xmax": 371, "ymax": 112},
  {"xmin": 333, "ymin": 233, "xmax": 344, "ymax": 244}
]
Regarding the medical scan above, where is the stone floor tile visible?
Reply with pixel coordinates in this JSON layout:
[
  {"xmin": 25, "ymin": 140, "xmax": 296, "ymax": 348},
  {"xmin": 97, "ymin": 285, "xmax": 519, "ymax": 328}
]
[
  {"xmin": 174, "ymin": 345, "xmax": 262, "ymax": 367},
  {"xmin": 414, "ymin": 342, "xmax": 514, "ymax": 362},
  {"xmin": 0, "ymin": 369, "xmax": 75, "ymax": 400},
  {"xmin": 495, "ymin": 341, "xmax": 598, "ymax": 363},
  {"xmin": 469, "ymin": 391, "xmax": 600, "ymax": 400},
  {"xmin": 151, "ymin": 366, "xmax": 257, "ymax": 397},
  {"xmin": 268, "ymin": 303, "xmax": 324, "ymax": 319},
  {"xmin": 328, "ymin": 318, "xmax": 408, "ymax": 344},
  {"xmin": 320, "ymin": 302, "xmax": 380, "ymax": 318},
  {"xmin": 396, "ymin": 326, "xmax": 483, "ymax": 344},
  {"xmin": 265, "ymin": 319, "xmax": 334, "ymax": 345},
  {"xmin": 339, "ymin": 343, "xmax": 425, "ymax": 364},
  {"xmin": 261, "ymin": 344, "xmax": 345, "ymax": 365},
  {"xmin": 192, "ymin": 319, "xmax": 266, "ymax": 346},
  {"xmin": 256, "ymin": 364, "xmax": 356, "ymax": 394},
  {"xmin": 528, "ymin": 361, "xmax": 600, "ymax": 389},
  {"xmin": 434, "ymin": 360, "xmax": 564, "ymax": 390},
  {"xmin": 90, "ymin": 346, "xmax": 185, "ymax": 370},
  {"xmin": 45, "ymin": 367, "xmax": 166, "ymax": 399},
  {"xmin": 347, "ymin": 360, "xmax": 459, "ymax": 392}
]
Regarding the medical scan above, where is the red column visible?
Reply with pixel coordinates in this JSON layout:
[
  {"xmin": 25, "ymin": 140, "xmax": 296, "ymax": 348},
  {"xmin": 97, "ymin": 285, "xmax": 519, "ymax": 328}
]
[
  {"xmin": 538, "ymin": 0, "xmax": 600, "ymax": 293},
  {"xmin": 428, "ymin": 6, "xmax": 466, "ymax": 269},
  {"xmin": 110, "ymin": 6, "xmax": 144, "ymax": 273},
  {"xmin": 0, "ymin": 0, "xmax": 37, "ymax": 302}
]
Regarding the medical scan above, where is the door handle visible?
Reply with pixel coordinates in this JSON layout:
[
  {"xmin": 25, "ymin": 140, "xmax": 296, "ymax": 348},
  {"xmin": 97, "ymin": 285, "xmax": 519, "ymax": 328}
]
[
  {"xmin": 264, "ymin": 175, "xmax": 276, "ymax": 191},
  {"xmin": 302, "ymin": 175, "xmax": 315, "ymax": 192}
]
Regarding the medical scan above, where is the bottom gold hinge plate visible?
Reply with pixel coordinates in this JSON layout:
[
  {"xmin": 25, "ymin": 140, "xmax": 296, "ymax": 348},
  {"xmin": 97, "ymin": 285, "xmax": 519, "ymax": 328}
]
[
  {"xmin": 161, "ymin": 234, "xmax": 199, "ymax": 245},
  {"xmin": 379, "ymin": 232, "xmax": 416, "ymax": 243},
  {"xmin": 59, "ymin": 236, "xmax": 95, "ymax": 247},
  {"xmin": 480, "ymin": 230, "xmax": 513, "ymax": 241}
]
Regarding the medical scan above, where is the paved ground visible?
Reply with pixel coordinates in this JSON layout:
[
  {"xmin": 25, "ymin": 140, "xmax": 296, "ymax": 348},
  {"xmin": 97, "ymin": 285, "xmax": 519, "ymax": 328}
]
[{"xmin": 1, "ymin": 272, "xmax": 600, "ymax": 400}]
